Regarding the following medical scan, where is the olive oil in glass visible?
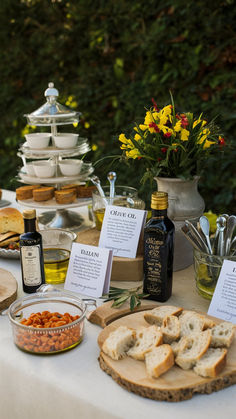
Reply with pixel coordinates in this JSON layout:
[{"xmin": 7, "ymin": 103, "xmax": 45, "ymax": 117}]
[
  {"xmin": 43, "ymin": 248, "xmax": 70, "ymax": 284},
  {"xmin": 20, "ymin": 209, "xmax": 45, "ymax": 293},
  {"xmin": 143, "ymin": 192, "xmax": 175, "ymax": 302}
]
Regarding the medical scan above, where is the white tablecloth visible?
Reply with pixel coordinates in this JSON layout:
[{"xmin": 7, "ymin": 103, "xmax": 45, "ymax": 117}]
[{"xmin": 0, "ymin": 189, "xmax": 235, "ymax": 419}]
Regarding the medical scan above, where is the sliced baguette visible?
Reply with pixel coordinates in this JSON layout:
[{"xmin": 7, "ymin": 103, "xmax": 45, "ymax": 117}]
[
  {"xmin": 193, "ymin": 348, "xmax": 227, "ymax": 378},
  {"xmin": 127, "ymin": 325, "xmax": 163, "ymax": 361},
  {"xmin": 171, "ymin": 336, "xmax": 193, "ymax": 357},
  {"xmin": 210, "ymin": 322, "xmax": 235, "ymax": 348},
  {"xmin": 179, "ymin": 310, "xmax": 205, "ymax": 337},
  {"xmin": 102, "ymin": 326, "xmax": 136, "ymax": 360},
  {"xmin": 161, "ymin": 315, "xmax": 180, "ymax": 344},
  {"xmin": 144, "ymin": 305, "xmax": 183, "ymax": 327},
  {"xmin": 175, "ymin": 329, "xmax": 211, "ymax": 370},
  {"xmin": 145, "ymin": 344, "xmax": 174, "ymax": 378}
]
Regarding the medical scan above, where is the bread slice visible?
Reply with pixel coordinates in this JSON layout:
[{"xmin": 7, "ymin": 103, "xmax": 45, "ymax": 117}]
[
  {"xmin": 102, "ymin": 326, "xmax": 136, "ymax": 360},
  {"xmin": 145, "ymin": 344, "xmax": 174, "ymax": 378},
  {"xmin": 127, "ymin": 325, "xmax": 163, "ymax": 361},
  {"xmin": 171, "ymin": 336, "xmax": 193, "ymax": 357},
  {"xmin": 144, "ymin": 305, "xmax": 183, "ymax": 327},
  {"xmin": 179, "ymin": 310, "xmax": 205, "ymax": 337},
  {"xmin": 175, "ymin": 329, "xmax": 211, "ymax": 370},
  {"xmin": 210, "ymin": 322, "xmax": 235, "ymax": 348},
  {"xmin": 193, "ymin": 347, "xmax": 227, "ymax": 378},
  {"xmin": 161, "ymin": 315, "xmax": 180, "ymax": 344},
  {"xmin": 0, "ymin": 208, "xmax": 24, "ymax": 234}
]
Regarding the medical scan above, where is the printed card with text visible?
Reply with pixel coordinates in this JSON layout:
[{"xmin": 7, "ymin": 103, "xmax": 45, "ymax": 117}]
[
  {"xmin": 64, "ymin": 243, "xmax": 113, "ymax": 298},
  {"xmin": 98, "ymin": 205, "xmax": 147, "ymax": 258},
  {"xmin": 208, "ymin": 260, "xmax": 236, "ymax": 324}
]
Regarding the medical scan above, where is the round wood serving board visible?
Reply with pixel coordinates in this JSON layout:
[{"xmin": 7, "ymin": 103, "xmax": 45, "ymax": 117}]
[
  {"xmin": 0, "ymin": 268, "xmax": 18, "ymax": 311},
  {"xmin": 76, "ymin": 228, "xmax": 143, "ymax": 282},
  {"xmin": 98, "ymin": 311, "xmax": 236, "ymax": 402}
]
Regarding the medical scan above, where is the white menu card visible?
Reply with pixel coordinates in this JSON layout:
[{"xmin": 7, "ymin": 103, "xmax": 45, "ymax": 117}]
[
  {"xmin": 98, "ymin": 205, "xmax": 147, "ymax": 258},
  {"xmin": 64, "ymin": 242, "xmax": 113, "ymax": 298},
  {"xmin": 208, "ymin": 260, "xmax": 236, "ymax": 324}
]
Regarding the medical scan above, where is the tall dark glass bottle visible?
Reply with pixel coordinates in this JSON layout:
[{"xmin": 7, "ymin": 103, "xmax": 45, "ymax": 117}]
[
  {"xmin": 143, "ymin": 191, "xmax": 175, "ymax": 302},
  {"xmin": 20, "ymin": 209, "xmax": 45, "ymax": 293}
]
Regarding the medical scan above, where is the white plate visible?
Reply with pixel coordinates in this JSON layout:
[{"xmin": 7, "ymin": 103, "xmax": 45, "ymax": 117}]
[
  {"xmin": 18, "ymin": 165, "xmax": 94, "ymax": 184},
  {"xmin": 0, "ymin": 248, "xmax": 20, "ymax": 259},
  {"xmin": 17, "ymin": 197, "xmax": 91, "ymax": 210},
  {"xmin": 19, "ymin": 139, "xmax": 90, "ymax": 157}
]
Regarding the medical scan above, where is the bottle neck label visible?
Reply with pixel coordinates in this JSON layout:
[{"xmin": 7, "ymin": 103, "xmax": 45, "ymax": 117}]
[{"xmin": 21, "ymin": 245, "xmax": 42, "ymax": 286}]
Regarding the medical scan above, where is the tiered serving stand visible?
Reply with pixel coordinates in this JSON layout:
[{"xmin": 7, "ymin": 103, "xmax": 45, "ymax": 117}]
[{"xmin": 17, "ymin": 82, "xmax": 94, "ymax": 230}]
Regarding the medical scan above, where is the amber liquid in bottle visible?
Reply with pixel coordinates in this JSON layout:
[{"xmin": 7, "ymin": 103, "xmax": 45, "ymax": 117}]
[
  {"xmin": 143, "ymin": 192, "xmax": 175, "ymax": 302},
  {"xmin": 20, "ymin": 209, "xmax": 45, "ymax": 293}
]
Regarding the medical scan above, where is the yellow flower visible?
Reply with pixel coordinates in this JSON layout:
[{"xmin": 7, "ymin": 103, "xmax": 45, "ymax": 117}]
[
  {"xmin": 144, "ymin": 111, "xmax": 153, "ymax": 126},
  {"xmin": 134, "ymin": 133, "xmax": 141, "ymax": 141},
  {"xmin": 203, "ymin": 139, "xmax": 215, "ymax": 149},
  {"xmin": 174, "ymin": 120, "xmax": 182, "ymax": 132},
  {"xmin": 180, "ymin": 129, "xmax": 190, "ymax": 141},
  {"xmin": 139, "ymin": 124, "xmax": 147, "ymax": 131},
  {"xmin": 119, "ymin": 133, "xmax": 130, "ymax": 144},
  {"xmin": 126, "ymin": 148, "xmax": 141, "ymax": 159}
]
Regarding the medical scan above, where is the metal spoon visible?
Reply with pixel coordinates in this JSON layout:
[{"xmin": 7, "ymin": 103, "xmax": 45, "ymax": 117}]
[
  {"xmin": 184, "ymin": 220, "xmax": 210, "ymax": 253},
  {"xmin": 90, "ymin": 175, "xmax": 108, "ymax": 206},
  {"xmin": 107, "ymin": 171, "xmax": 117, "ymax": 203},
  {"xmin": 216, "ymin": 216, "xmax": 227, "ymax": 256},
  {"xmin": 199, "ymin": 215, "xmax": 213, "ymax": 255},
  {"xmin": 224, "ymin": 215, "xmax": 236, "ymax": 255}
]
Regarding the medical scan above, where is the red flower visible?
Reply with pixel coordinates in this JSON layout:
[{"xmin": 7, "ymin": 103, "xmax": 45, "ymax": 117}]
[
  {"xmin": 180, "ymin": 113, "xmax": 189, "ymax": 128},
  {"xmin": 149, "ymin": 122, "xmax": 160, "ymax": 133},
  {"xmin": 151, "ymin": 98, "xmax": 159, "ymax": 111},
  {"xmin": 161, "ymin": 147, "xmax": 167, "ymax": 153},
  {"xmin": 164, "ymin": 132, "xmax": 172, "ymax": 138},
  {"xmin": 218, "ymin": 137, "xmax": 226, "ymax": 147},
  {"xmin": 157, "ymin": 157, "xmax": 162, "ymax": 161}
]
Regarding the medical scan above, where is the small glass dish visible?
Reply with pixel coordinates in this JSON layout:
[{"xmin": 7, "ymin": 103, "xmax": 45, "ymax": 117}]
[
  {"xmin": 92, "ymin": 185, "xmax": 145, "ymax": 230},
  {"xmin": 193, "ymin": 249, "xmax": 236, "ymax": 300},
  {"xmin": 8, "ymin": 286, "xmax": 96, "ymax": 355}
]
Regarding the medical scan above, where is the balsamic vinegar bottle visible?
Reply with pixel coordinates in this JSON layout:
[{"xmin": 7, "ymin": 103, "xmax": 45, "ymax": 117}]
[
  {"xmin": 20, "ymin": 209, "xmax": 45, "ymax": 293},
  {"xmin": 143, "ymin": 191, "xmax": 175, "ymax": 302}
]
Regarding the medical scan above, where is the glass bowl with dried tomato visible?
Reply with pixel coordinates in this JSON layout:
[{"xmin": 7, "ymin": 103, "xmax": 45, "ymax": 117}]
[{"xmin": 8, "ymin": 286, "xmax": 96, "ymax": 354}]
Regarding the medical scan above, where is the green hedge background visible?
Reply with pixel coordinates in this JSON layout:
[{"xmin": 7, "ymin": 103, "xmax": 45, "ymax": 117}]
[{"xmin": 0, "ymin": 0, "xmax": 235, "ymax": 212}]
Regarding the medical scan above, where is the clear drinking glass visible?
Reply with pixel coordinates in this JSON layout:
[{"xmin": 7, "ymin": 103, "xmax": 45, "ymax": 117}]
[
  {"xmin": 40, "ymin": 229, "xmax": 76, "ymax": 284},
  {"xmin": 92, "ymin": 185, "xmax": 145, "ymax": 230},
  {"xmin": 193, "ymin": 248, "xmax": 236, "ymax": 300}
]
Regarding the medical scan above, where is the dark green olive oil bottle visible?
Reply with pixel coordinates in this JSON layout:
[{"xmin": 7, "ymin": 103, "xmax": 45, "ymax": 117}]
[
  {"xmin": 143, "ymin": 191, "xmax": 175, "ymax": 302},
  {"xmin": 20, "ymin": 209, "xmax": 45, "ymax": 293}
]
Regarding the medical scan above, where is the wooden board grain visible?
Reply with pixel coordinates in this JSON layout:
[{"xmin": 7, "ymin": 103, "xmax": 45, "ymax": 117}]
[
  {"xmin": 98, "ymin": 310, "xmax": 236, "ymax": 402},
  {"xmin": 0, "ymin": 268, "xmax": 18, "ymax": 311},
  {"xmin": 76, "ymin": 228, "xmax": 143, "ymax": 282},
  {"xmin": 87, "ymin": 300, "xmax": 161, "ymax": 328}
]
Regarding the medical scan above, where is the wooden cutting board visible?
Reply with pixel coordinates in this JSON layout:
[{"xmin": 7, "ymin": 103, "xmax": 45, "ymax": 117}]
[
  {"xmin": 97, "ymin": 310, "xmax": 236, "ymax": 402},
  {"xmin": 0, "ymin": 268, "xmax": 18, "ymax": 311}
]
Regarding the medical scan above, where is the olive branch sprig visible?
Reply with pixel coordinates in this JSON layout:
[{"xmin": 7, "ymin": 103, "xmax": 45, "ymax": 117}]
[{"xmin": 103, "ymin": 285, "xmax": 149, "ymax": 311}]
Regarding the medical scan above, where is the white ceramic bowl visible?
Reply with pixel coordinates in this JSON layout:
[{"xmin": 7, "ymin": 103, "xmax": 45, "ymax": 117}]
[
  {"xmin": 25, "ymin": 163, "xmax": 36, "ymax": 176},
  {"xmin": 53, "ymin": 133, "xmax": 78, "ymax": 149},
  {"xmin": 33, "ymin": 161, "xmax": 56, "ymax": 178},
  {"xmin": 59, "ymin": 159, "xmax": 83, "ymax": 176},
  {"xmin": 25, "ymin": 133, "xmax": 51, "ymax": 149}
]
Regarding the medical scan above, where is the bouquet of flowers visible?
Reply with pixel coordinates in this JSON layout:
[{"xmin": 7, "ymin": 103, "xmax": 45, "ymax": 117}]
[{"xmin": 118, "ymin": 95, "xmax": 225, "ymax": 183}]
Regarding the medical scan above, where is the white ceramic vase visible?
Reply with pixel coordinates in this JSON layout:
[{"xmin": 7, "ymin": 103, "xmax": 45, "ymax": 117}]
[{"xmin": 154, "ymin": 176, "xmax": 205, "ymax": 271}]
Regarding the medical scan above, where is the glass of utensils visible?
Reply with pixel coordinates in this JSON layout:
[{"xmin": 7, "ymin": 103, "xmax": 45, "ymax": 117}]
[
  {"xmin": 92, "ymin": 186, "xmax": 145, "ymax": 231},
  {"xmin": 40, "ymin": 229, "xmax": 76, "ymax": 284}
]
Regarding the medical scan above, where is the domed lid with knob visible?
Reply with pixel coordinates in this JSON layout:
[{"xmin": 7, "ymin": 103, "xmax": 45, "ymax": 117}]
[{"xmin": 24, "ymin": 82, "xmax": 81, "ymax": 126}]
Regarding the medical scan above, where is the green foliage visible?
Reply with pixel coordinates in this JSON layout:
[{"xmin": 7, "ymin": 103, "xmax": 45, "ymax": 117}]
[{"xmin": 0, "ymin": 0, "xmax": 235, "ymax": 212}]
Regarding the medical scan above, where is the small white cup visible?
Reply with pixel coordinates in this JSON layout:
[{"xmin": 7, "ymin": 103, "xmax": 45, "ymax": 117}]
[
  {"xmin": 59, "ymin": 159, "xmax": 83, "ymax": 176},
  {"xmin": 53, "ymin": 133, "xmax": 78, "ymax": 149},
  {"xmin": 25, "ymin": 163, "xmax": 36, "ymax": 176},
  {"xmin": 33, "ymin": 161, "xmax": 56, "ymax": 178},
  {"xmin": 25, "ymin": 133, "xmax": 51, "ymax": 149}
]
